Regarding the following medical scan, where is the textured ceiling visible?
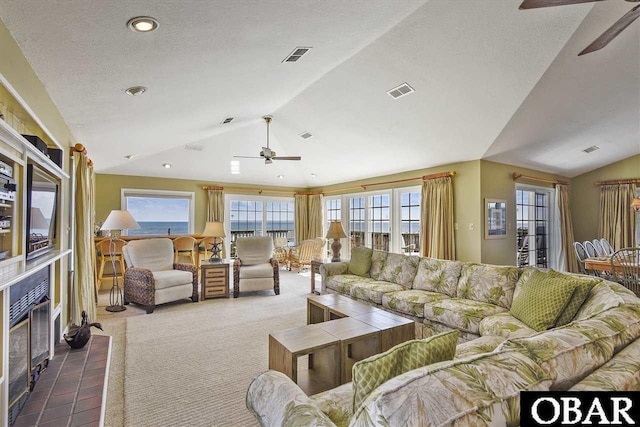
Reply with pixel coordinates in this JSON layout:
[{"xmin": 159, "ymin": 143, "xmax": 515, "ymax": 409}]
[{"xmin": 0, "ymin": 0, "xmax": 638, "ymax": 186}]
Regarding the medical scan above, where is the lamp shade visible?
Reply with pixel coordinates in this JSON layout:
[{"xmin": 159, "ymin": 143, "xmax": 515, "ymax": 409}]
[
  {"xmin": 632, "ymin": 198, "xmax": 640, "ymax": 212},
  {"xmin": 326, "ymin": 221, "xmax": 346, "ymax": 239},
  {"xmin": 100, "ymin": 210, "xmax": 140, "ymax": 231},
  {"xmin": 202, "ymin": 221, "xmax": 226, "ymax": 237}
]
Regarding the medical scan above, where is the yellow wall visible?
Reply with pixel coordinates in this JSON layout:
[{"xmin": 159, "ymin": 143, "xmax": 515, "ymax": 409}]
[
  {"xmin": 95, "ymin": 173, "xmax": 306, "ymax": 234},
  {"xmin": 479, "ymin": 160, "xmax": 569, "ymax": 266},
  {"xmin": 570, "ymin": 154, "xmax": 640, "ymax": 242},
  {"xmin": 310, "ymin": 160, "xmax": 483, "ymax": 262}
]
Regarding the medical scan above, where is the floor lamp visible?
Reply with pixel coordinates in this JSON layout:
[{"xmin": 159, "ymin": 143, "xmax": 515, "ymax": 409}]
[{"xmin": 100, "ymin": 210, "xmax": 140, "ymax": 312}]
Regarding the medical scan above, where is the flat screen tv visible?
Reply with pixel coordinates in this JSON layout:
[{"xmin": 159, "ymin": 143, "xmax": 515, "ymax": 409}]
[{"xmin": 26, "ymin": 164, "xmax": 58, "ymax": 260}]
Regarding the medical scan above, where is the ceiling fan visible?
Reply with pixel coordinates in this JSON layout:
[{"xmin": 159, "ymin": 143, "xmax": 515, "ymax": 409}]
[
  {"xmin": 234, "ymin": 115, "xmax": 302, "ymax": 164},
  {"xmin": 519, "ymin": 0, "xmax": 640, "ymax": 55}
]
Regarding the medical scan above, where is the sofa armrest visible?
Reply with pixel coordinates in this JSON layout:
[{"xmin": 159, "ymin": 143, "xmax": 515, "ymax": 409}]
[
  {"xmin": 123, "ymin": 267, "xmax": 155, "ymax": 306},
  {"xmin": 319, "ymin": 262, "xmax": 349, "ymax": 293},
  {"xmin": 246, "ymin": 370, "xmax": 336, "ymax": 427},
  {"xmin": 174, "ymin": 263, "xmax": 198, "ymax": 301}
]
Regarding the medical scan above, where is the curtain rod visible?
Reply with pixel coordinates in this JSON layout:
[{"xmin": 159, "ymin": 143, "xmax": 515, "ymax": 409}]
[
  {"xmin": 594, "ymin": 178, "xmax": 640, "ymax": 186},
  {"xmin": 202, "ymin": 185, "xmax": 306, "ymax": 195},
  {"xmin": 360, "ymin": 171, "xmax": 456, "ymax": 190},
  {"xmin": 70, "ymin": 143, "xmax": 93, "ymax": 167},
  {"xmin": 512, "ymin": 173, "xmax": 567, "ymax": 186}
]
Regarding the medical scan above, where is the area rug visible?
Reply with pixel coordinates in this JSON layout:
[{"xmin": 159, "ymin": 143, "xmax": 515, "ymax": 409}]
[{"xmin": 123, "ymin": 272, "xmax": 310, "ymax": 426}]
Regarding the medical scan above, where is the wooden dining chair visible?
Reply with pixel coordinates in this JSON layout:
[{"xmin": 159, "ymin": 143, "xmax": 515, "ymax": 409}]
[
  {"xmin": 198, "ymin": 236, "xmax": 217, "ymax": 264},
  {"xmin": 583, "ymin": 240, "xmax": 597, "ymax": 258},
  {"xmin": 600, "ymin": 238, "xmax": 614, "ymax": 256},
  {"xmin": 592, "ymin": 239, "xmax": 605, "ymax": 257},
  {"xmin": 96, "ymin": 238, "xmax": 127, "ymax": 288},
  {"xmin": 610, "ymin": 248, "xmax": 640, "ymax": 296},
  {"xmin": 173, "ymin": 236, "xmax": 198, "ymax": 266}
]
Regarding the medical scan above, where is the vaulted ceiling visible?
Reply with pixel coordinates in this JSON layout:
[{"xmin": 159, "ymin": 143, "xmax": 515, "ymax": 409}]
[{"xmin": 0, "ymin": 0, "xmax": 638, "ymax": 187}]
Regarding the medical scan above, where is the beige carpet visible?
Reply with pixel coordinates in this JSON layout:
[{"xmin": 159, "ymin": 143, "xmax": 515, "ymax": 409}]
[{"xmin": 99, "ymin": 270, "xmax": 311, "ymax": 427}]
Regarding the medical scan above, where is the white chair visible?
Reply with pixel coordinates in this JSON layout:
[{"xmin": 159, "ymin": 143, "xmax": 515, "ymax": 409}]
[
  {"xmin": 123, "ymin": 238, "xmax": 198, "ymax": 313},
  {"xmin": 233, "ymin": 237, "xmax": 279, "ymax": 298}
]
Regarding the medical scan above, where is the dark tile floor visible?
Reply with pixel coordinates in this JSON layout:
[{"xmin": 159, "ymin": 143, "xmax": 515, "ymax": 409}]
[{"xmin": 13, "ymin": 335, "xmax": 110, "ymax": 427}]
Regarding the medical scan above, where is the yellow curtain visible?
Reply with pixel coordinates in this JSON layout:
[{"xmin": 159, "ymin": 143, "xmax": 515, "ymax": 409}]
[
  {"xmin": 308, "ymin": 194, "xmax": 323, "ymax": 239},
  {"xmin": 206, "ymin": 189, "xmax": 226, "ymax": 257},
  {"xmin": 420, "ymin": 176, "xmax": 455, "ymax": 260},
  {"xmin": 556, "ymin": 184, "xmax": 579, "ymax": 273},
  {"xmin": 599, "ymin": 183, "xmax": 637, "ymax": 249},
  {"xmin": 294, "ymin": 195, "xmax": 309, "ymax": 243},
  {"xmin": 72, "ymin": 151, "xmax": 97, "ymax": 323}
]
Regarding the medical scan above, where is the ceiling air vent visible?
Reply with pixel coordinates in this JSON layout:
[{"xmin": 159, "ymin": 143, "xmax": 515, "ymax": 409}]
[
  {"xmin": 282, "ymin": 47, "xmax": 312, "ymax": 63},
  {"xmin": 184, "ymin": 144, "xmax": 204, "ymax": 152},
  {"xmin": 222, "ymin": 117, "xmax": 234, "ymax": 124},
  {"xmin": 299, "ymin": 131, "xmax": 313, "ymax": 140},
  {"xmin": 387, "ymin": 83, "xmax": 415, "ymax": 100},
  {"xmin": 583, "ymin": 145, "xmax": 600, "ymax": 153}
]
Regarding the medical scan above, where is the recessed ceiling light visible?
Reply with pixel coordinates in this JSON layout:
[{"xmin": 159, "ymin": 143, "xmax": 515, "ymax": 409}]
[
  {"xmin": 162, "ymin": 163, "xmax": 171, "ymax": 168},
  {"xmin": 125, "ymin": 154, "xmax": 135, "ymax": 159},
  {"xmin": 127, "ymin": 16, "xmax": 159, "ymax": 33},
  {"xmin": 277, "ymin": 174, "xmax": 284, "ymax": 179},
  {"xmin": 310, "ymin": 173, "xmax": 317, "ymax": 178},
  {"xmin": 125, "ymin": 86, "xmax": 147, "ymax": 96}
]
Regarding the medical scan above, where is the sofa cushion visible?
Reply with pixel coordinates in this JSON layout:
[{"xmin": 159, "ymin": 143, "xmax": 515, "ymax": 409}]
[
  {"xmin": 350, "ymin": 281, "xmax": 405, "ymax": 305},
  {"xmin": 497, "ymin": 320, "xmax": 618, "ymax": 390},
  {"xmin": 573, "ymin": 281, "xmax": 624, "ymax": 321},
  {"xmin": 454, "ymin": 335, "xmax": 505, "ymax": 359},
  {"xmin": 423, "ymin": 298, "xmax": 507, "ymax": 334},
  {"xmin": 570, "ymin": 339, "xmax": 640, "ymax": 391},
  {"xmin": 326, "ymin": 274, "xmax": 373, "ymax": 294},
  {"xmin": 479, "ymin": 312, "xmax": 537, "ymax": 339},
  {"xmin": 456, "ymin": 263, "xmax": 519, "ymax": 309},
  {"xmin": 382, "ymin": 289, "xmax": 449, "ymax": 318},
  {"xmin": 309, "ymin": 383, "xmax": 353, "ymax": 427},
  {"xmin": 369, "ymin": 250, "xmax": 388, "ymax": 280},
  {"xmin": 238, "ymin": 263, "xmax": 274, "ymax": 279},
  {"xmin": 352, "ymin": 330, "xmax": 458, "ymax": 412},
  {"xmin": 351, "ymin": 349, "xmax": 551, "ymax": 427},
  {"xmin": 378, "ymin": 253, "xmax": 419, "ymax": 288},
  {"xmin": 124, "ymin": 238, "xmax": 174, "ymax": 271},
  {"xmin": 348, "ymin": 247, "xmax": 372, "ymax": 277},
  {"xmin": 412, "ymin": 257, "xmax": 463, "ymax": 297},
  {"xmin": 422, "ymin": 319, "xmax": 480, "ymax": 343},
  {"xmin": 509, "ymin": 269, "xmax": 578, "ymax": 331},
  {"xmin": 152, "ymin": 270, "xmax": 193, "ymax": 290}
]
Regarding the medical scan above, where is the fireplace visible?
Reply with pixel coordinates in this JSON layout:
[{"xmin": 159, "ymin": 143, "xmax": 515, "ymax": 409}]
[{"xmin": 8, "ymin": 268, "xmax": 50, "ymax": 425}]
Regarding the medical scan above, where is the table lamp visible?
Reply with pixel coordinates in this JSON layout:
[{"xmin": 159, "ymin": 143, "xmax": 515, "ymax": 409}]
[
  {"xmin": 202, "ymin": 221, "xmax": 226, "ymax": 262},
  {"xmin": 100, "ymin": 210, "xmax": 140, "ymax": 312},
  {"xmin": 326, "ymin": 221, "xmax": 347, "ymax": 262}
]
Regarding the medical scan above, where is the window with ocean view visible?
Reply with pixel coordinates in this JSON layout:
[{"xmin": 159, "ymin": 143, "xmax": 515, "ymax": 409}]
[
  {"xmin": 369, "ymin": 194, "xmax": 390, "ymax": 251},
  {"xmin": 121, "ymin": 189, "xmax": 195, "ymax": 236},
  {"xmin": 516, "ymin": 187, "xmax": 550, "ymax": 268},
  {"xmin": 400, "ymin": 191, "xmax": 420, "ymax": 254}
]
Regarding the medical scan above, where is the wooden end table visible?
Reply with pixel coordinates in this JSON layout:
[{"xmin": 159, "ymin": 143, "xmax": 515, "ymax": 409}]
[
  {"xmin": 310, "ymin": 258, "xmax": 339, "ymax": 294},
  {"xmin": 200, "ymin": 260, "xmax": 230, "ymax": 299}
]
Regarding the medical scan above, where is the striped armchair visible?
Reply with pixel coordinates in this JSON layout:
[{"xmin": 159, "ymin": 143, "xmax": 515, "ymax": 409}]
[{"xmin": 288, "ymin": 238, "xmax": 325, "ymax": 272}]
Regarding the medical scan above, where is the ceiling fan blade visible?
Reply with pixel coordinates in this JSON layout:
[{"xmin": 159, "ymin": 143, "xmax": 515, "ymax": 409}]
[
  {"xmin": 519, "ymin": 0, "xmax": 602, "ymax": 9},
  {"xmin": 579, "ymin": 4, "xmax": 640, "ymax": 55},
  {"xmin": 233, "ymin": 156, "xmax": 263, "ymax": 159},
  {"xmin": 272, "ymin": 156, "xmax": 302, "ymax": 161}
]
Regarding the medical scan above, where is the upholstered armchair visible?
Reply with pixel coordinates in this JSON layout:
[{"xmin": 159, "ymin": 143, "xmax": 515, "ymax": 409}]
[
  {"xmin": 122, "ymin": 238, "xmax": 198, "ymax": 314},
  {"xmin": 289, "ymin": 238, "xmax": 325, "ymax": 272},
  {"xmin": 233, "ymin": 237, "xmax": 280, "ymax": 298}
]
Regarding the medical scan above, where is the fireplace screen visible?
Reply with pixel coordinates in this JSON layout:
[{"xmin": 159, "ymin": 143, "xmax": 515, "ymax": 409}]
[
  {"xmin": 8, "ymin": 319, "xmax": 29, "ymax": 409},
  {"xmin": 30, "ymin": 300, "xmax": 50, "ymax": 370}
]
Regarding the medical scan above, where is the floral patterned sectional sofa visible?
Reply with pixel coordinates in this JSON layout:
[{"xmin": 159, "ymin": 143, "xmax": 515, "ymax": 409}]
[{"xmin": 246, "ymin": 250, "xmax": 640, "ymax": 426}]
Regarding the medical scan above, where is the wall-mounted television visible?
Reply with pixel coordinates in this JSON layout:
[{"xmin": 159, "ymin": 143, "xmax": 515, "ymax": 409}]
[{"xmin": 26, "ymin": 164, "xmax": 58, "ymax": 260}]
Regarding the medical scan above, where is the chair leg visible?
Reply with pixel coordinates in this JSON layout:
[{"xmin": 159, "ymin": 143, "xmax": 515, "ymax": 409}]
[
  {"xmin": 192, "ymin": 295, "xmax": 198, "ymax": 303},
  {"xmin": 145, "ymin": 305, "xmax": 155, "ymax": 314},
  {"xmin": 97, "ymin": 258, "xmax": 105, "ymax": 287}
]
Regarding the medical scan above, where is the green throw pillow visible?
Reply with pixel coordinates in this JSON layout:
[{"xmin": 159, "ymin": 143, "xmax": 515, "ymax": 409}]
[
  {"xmin": 348, "ymin": 247, "xmax": 373, "ymax": 277},
  {"xmin": 510, "ymin": 269, "xmax": 578, "ymax": 331},
  {"xmin": 551, "ymin": 271, "xmax": 599, "ymax": 327},
  {"xmin": 351, "ymin": 330, "xmax": 458, "ymax": 412}
]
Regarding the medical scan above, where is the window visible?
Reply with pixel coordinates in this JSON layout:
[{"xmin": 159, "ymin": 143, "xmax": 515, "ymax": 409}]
[
  {"xmin": 349, "ymin": 197, "xmax": 366, "ymax": 248},
  {"xmin": 516, "ymin": 188, "xmax": 549, "ymax": 268},
  {"xmin": 400, "ymin": 191, "xmax": 420, "ymax": 254},
  {"xmin": 325, "ymin": 198, "xmax": 341, "ymax": 229},
  {"xmin": 229, "ymin": 200, "xmax": 263, "ymax": 237},
  {"xmin": 266, "ymin": 201, "xmax": 294, "ymax": 240},
  {"xmin": 369, "ymin": 194, "xmax": 390, "ymax": 251},
  {"xmin": 121, "ymin": 189, "xmax": 194, "ymax": 236}
]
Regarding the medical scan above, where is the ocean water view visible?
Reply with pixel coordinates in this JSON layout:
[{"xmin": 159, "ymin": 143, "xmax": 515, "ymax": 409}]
[{"xmin": 129, "ymin": 221, "xmax": 188, "ymax": 236}]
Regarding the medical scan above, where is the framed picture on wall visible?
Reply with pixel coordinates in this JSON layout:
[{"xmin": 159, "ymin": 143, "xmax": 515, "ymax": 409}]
[{"xmin": 485, "ymin": 199, "xmax": 507, "ymax": 239}]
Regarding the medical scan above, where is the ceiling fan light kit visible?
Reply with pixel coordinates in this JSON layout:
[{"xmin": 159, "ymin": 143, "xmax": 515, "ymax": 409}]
[
  {"xmin": 519, "ymin": 0, "xmax": 640, "ymax": 55},
  {"xmin": 234, "ymin": 115, "xmax": 302, "ymax": 165}
]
